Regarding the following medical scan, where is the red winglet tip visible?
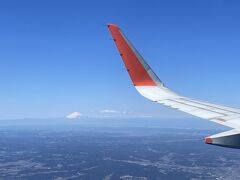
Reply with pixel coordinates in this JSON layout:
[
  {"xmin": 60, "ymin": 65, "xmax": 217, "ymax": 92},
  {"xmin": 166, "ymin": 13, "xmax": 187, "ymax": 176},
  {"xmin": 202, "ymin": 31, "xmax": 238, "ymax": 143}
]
[
  {"xmin": 107, "ymin": 23, "xmax": 119, "ymax": 29},
  {"xmin": 107, "ymin": 24, "xmax": 157, "ymax": 86},
  {"xmin": 205, "ymin": 137, "xmax": 213, "ymax": 144}
]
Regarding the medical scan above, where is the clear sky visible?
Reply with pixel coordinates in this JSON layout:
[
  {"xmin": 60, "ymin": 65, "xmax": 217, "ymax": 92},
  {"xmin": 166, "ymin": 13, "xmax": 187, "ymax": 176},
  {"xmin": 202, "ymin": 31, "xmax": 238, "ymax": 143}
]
[{"xmin": 0, "ymin": 0, "xmax": 240, "ymax": 119}]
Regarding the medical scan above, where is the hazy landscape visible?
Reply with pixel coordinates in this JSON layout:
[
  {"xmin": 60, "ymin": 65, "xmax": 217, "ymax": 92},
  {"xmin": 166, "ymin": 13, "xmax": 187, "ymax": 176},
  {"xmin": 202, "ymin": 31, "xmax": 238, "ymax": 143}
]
[{"xmin": 0, "ymin": 118, "xmax": 239, "ymax": 180}]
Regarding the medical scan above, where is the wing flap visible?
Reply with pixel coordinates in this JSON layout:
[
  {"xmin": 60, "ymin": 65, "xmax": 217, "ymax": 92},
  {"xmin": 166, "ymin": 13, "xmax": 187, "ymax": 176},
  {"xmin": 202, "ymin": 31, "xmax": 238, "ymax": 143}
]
[{"xmin": 158, "ymin": 99, "xmax": 224, "ymax": 119}]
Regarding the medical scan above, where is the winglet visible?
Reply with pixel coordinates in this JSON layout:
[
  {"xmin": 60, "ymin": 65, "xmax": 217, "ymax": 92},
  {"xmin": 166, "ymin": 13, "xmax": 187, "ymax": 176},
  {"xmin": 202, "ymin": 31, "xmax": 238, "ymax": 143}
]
[{"xmin": 107, "ymin": 24, "xmax": 162, "ymax": 86}]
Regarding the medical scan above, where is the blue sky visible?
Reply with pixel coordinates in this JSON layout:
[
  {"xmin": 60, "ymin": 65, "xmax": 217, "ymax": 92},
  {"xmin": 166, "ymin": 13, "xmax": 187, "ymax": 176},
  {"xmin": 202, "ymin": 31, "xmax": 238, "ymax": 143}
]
[{"xmin": 0, "ymin": 0, "xmax": 240, "ymax": 119}]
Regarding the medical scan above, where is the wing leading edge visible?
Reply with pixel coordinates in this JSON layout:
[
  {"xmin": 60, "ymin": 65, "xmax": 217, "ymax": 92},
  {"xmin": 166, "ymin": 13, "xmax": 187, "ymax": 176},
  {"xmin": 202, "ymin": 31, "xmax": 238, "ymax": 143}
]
[{"xmin": 107, "ymin": 24, "xmax": 240, "ymax": 148}]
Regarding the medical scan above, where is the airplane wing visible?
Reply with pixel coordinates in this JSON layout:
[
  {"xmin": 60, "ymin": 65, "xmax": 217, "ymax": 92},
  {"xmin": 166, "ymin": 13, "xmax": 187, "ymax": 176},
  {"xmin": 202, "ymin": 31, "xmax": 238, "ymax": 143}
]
[{"xmin": 107, "ymin": 24, "xmax": 240, "ymax": 148}]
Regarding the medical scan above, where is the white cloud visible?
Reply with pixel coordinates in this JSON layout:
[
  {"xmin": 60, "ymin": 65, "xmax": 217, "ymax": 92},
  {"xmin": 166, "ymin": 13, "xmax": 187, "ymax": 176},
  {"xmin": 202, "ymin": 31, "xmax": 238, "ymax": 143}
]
[
  {"xmin": 66, "ymin": 112, "xmax": 82, "ymax": 119},
  {"xmin": 99, "ymin": 109, "xmax": 121, "ymax": 114},
  {"xmin": 83, "ymin": 109, "xmax": 154, "ymax": 118}
]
